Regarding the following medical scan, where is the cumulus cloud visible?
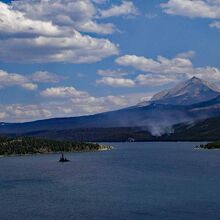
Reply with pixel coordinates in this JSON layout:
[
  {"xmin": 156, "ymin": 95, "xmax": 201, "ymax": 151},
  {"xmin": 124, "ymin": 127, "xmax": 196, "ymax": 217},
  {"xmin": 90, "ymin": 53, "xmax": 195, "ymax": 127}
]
[
  {"xmin": 0, "ymin": 70, "xmax": 38, "ymax": 90},
  {"xmin": 11, "ymin": 0, "xmax": 115, "ymax": 34},
  {"xmin": 31, "ymin": 71, "xmax": 65, "ymax": 83},
  {"xmin": 176, "ymin": 50, "xmax": 196, "ymax": 59},
  {"xmin": 0, "ymin": 31, "xmax": 118, "ymax": 63},
  {"xmin": 96, "ymin": 76, "xmax": 135, "ymax": 87},
  {"xmin": 0, "ymin": 1, "xmax": 119, "ymax": 63},
  {"xmin": 116, "ymin": 52, "xmax": 220, "ymax": 85},
  {"xmin": 135, "ymin": 74, "xmax": 177, "ymax": 86},
  {"xmin": 69, "ymin": 95, "xmax": 129, "ymax": 114},
  {"xmin": 116, "ymin": 54, "xmax": 193, "ymax": 74},
  {"xmin": 8, "ymin": 0, "xmax": 139, "ymax": 35},
  {"xmin": 0, "ymin": 69, "xmax": 67, "ymax": 91},
  {"xmin": 21, "ymin": 83, "xmax": 38, "ymax": 91},
  {"xmin": 0, "ymin": 90, "xmax": 152, "ymax": 122},
  {"xmin": 210, "ymin": 20, "xmax": 220, "ymax": 29},
  {"xmin": 0, "ymin": 104, "xmax": 52, "ymax": 122},
  {"xmin": 161, "ymin": 0, "xmax": 220, "ymax": 29},
  {"xmin": 93, "ymin": 51, "xmax": 220, "ymax": 87},
  {"xmin": 0, "ymin": 112, "xmax": 8, "ymax": 120},
  {"xmin": 97, "ymin": 69, "xmax": 130, "ymax": 76},
  {"xmin": 0, "ymin": 2, "xmax": 61, "ymax": 37},
  {"xmin": 161, "ymin": 0, "xmax": 220, "ymax": 19},
  {"xmin": 39, "ymin": 86, "xmax": 152, "ymax": 117},
  {"xmin": 99, "ymin": 1, "xmax": 138, "ymax": 18},
  {"xmin": 41, "ymin": 87, "xmax": 89, "ymax": 98}
]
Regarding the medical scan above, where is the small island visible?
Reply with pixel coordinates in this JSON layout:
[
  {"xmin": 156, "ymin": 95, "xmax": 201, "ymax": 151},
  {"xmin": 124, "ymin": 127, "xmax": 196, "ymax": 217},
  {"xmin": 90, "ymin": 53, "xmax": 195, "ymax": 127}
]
[
  {"xmin": 59, "ymin": 153, "xmax": 70, "ymax": 162},
  {"xmin": 0, "ymin": 136, "xmax": 111, "ymax": 156},
  {"xmin": 197, "ymin": 141, "xmax": 220, "ymax": 149}
]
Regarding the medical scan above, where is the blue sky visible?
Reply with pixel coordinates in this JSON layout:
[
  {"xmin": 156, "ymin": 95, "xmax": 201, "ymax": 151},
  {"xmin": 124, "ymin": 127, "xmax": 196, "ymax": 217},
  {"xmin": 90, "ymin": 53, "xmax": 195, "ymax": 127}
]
[{"xmin": 0, "ymin": 0, "xmax": 220, "ymax": 122}]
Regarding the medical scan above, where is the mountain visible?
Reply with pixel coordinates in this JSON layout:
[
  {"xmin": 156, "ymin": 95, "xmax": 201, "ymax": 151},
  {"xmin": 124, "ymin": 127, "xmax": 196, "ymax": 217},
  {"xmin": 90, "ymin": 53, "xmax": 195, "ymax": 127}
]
[
  {"xmin": 1, "ymin": 76, "xmax": 220, "ymax": 139},
  {"xmin": 150, "ymin": 76, "xmax": 220, "ymax": 105},
  {"xmin": 16, "ymin": 116, "xmax": 220, "ymax": 142},
  {"xmin": 160, "ymin": 116, "xmax": 220, "ymax": 141},
  {"xmin": 0, "ymin": 104, "xmax": 191, "ymax": 136}
]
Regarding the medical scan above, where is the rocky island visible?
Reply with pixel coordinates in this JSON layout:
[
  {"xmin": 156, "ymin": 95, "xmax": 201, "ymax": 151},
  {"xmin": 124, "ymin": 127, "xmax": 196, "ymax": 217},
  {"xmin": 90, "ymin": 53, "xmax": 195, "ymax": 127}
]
[{"xmin": 0, "ymin": 136, "xmax": 110, "ymax": 156}]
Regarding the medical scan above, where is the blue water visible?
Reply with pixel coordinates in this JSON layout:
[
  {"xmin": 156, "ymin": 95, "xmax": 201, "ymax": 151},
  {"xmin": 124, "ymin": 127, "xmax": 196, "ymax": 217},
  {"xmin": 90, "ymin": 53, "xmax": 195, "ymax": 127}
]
[{"xmin": 0, "ymin": 142, "xmax": 220, "ymax": 220}]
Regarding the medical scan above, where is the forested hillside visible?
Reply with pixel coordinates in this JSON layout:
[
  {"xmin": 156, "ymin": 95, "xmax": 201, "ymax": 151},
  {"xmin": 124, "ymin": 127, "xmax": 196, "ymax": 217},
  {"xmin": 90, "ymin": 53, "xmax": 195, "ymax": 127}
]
[{"xmin": 0, "ymin": 136, "xmax": 107, "ymax": 156}]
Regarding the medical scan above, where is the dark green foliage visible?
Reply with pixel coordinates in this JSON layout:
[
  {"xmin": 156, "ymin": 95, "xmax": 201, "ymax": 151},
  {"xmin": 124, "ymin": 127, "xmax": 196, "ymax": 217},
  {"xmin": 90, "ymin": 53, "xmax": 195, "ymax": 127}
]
[
  {"xmin": 17, "ymin": 118, "xmax": 220, "ymax": 142},
  {"xmin": 200, "ymin": 141, "xmax": 220, "ymax": 149},
  {"xmin": 19, "ymin": 127, "xmax": 154, "ymax": 142},
  {"xmin": 162, "ymin": 117, "xmax": 220, "ymax": 141},
  {"xmin": 2, "ymin": 116, "xmax": 220, "ymax": 143},
  {"xmin": 0, "ymin": 136, "xmax": 102, "ymax": 156}
]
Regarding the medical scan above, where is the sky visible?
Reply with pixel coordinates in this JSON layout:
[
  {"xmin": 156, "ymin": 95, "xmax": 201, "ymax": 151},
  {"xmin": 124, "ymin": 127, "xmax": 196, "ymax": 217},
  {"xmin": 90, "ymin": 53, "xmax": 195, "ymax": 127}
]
[{"xmin": 0, "ymin": 0, "xmax": 220, "ymax": 122}]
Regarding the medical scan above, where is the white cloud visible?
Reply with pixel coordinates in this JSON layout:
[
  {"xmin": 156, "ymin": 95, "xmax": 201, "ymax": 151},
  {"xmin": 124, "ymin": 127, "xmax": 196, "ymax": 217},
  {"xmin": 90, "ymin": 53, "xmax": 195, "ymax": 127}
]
[
  {"xmin": 99, "ymin": 1, "xmax": 138, "ymax": 18},
  {"xmin": 176, "ymin": 50, "xmax": 196, "ymax": 59},
  {"xmin": 0, "ymin": 70, "xmax": 38, "ymax": 90},
  {"xmin": 97, "ymin": 69, "xmax": 130, "ymax": 76},
  {"xmin": 11, "ymin": 0, "xmax": 115, "ymax": 35},
  {"xmin": 0, "ymin": 69, "xmax": 65, "ymax": 90},
  {"xmin": 21, "ymin": 83, "xmax": 38, "ymax": 91},
  {"xmin": 161, "ymin": 0, "xmax": 220, "ymax": 29},
  {"xmin": 0, "ymin": 112, "xmax": 8, "ymax": 120},
  {"xmin": 76, "ymin": 21, "xmax": 115, "ymax": 34},
  {"xmin": 116, "ymin": 54, "xmax": 193, "ymax": 74},
  {"xmin": 0, "ymin": 2, "xmax": 61, "ymax": 37},
  {"xmin": 116, "ymin": 52, "xmax": 220, "ymax": 85},
  {"xmin": 0, "ymin": 31, "xmax": 118, "ymax": 63},
  {"xmin": 96, "ymin": 76, "xmax": 135, "ymax": 87},
  {"xmin": 1, "ymin": 104, "xmax": 52, "ymax": 122},
  {"xmin": 191, "ymin": 66, "xmax": 220, "ymax": 81},
  {"xmin": 0, "ymin": 1, "xmax": 119, "ymax": 63},
  {"xmin": 135, "ymin": 74, "xmax": 176, "ymax": 86},
  {"xmin": 210, "ymin": 20, "xmax": 220, "ymax": 29},
  {"xmin": 31, "ymin": 71, "xmax": 64, "ymax": 83},
  {"xmin": 161, "ymin": 0, "xmax": 220, "ymax": 19},
  {"xmin": 38, "ymin": 85, "xmax": 153, "ymax": 120},
  {"xmin": 0, "ymin": 90, "xmax": 153, "ymax": 122},
  {"xmin": 10, "ymin": 0, "xmax": 139, "ymax": 34},
  {"xmin": 41, "ymin": 86, "xmax": 89, "ymax": 98},
  {"xmin": 69, "ymin": 96, "xmax": 124, "ymax": 113}
]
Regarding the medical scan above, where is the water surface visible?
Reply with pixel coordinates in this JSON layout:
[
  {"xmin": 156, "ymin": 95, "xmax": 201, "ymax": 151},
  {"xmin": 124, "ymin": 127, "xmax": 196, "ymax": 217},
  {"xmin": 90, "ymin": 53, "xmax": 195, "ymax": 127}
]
[{"xmin": 0, "ymin": 142, "xmax": 220, "ymax": 220}]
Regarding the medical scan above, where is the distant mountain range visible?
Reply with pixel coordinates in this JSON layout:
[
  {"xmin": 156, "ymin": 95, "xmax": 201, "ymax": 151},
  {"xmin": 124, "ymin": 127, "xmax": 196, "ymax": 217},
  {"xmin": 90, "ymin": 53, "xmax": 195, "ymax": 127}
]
[
  {"xmin": 1, "ymin": 76, "xmax": 220, "ymax": 141},
  {"xmin": 16, "ymin": 116, "xmax": 220, "ymax": 142}
]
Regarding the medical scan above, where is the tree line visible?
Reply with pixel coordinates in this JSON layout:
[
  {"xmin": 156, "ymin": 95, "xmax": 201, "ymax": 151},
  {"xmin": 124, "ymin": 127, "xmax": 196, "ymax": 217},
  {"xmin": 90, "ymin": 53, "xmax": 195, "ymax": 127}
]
[{"xmin": 0, "ymin": 136, "xmax": 103, "ymax": 156}]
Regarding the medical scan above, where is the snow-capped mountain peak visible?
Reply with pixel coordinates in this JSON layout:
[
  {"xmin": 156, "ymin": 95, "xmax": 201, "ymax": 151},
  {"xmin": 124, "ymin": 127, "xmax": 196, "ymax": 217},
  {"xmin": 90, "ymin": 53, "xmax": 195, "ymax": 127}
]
[{"xmin": 149, "ymin": 77, "xmax": 220, "ymax": 106}]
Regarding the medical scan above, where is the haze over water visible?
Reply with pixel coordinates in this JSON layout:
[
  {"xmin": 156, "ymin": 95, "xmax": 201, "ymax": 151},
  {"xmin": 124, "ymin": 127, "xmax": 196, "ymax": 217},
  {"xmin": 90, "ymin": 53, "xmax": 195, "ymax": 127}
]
[{"xmin": 0, "ymin": 142, "xmax": 220, "ymax": 220}]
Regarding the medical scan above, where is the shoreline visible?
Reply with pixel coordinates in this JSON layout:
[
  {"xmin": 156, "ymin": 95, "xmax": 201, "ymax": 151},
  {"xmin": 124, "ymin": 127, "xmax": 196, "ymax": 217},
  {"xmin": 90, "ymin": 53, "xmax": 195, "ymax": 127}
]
[
  {"xmin": 194, "ymin": 142, "xmax": 220, "ymax": 150},
  {"xmin": 0, "ymin": 145, "xmax": 112, "ymax": 158},
  {"xmin": 194, "ymin": 147, "xmax": 220, "ymax": 150}
]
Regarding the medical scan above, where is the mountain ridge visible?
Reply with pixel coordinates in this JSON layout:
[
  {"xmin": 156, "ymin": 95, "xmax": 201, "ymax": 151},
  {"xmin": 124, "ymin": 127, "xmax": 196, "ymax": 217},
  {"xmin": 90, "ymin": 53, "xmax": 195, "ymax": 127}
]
[
  {"xmin": 149, "ymin": 76, "xmax": 220, "ymax": 106},
  {"xmin": 1, "ymin": 77, "xmax": 220, "ymax": 138}
]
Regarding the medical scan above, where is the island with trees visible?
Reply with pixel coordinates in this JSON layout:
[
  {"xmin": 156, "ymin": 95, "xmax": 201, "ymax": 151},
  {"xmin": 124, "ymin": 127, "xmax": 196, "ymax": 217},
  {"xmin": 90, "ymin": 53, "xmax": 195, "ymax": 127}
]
[
  {"xmin": 197, "ymin": 141, "xmax": 220, "ymax": 149},
  {"xmin": 0, "ymin": 136, "xmax": 110, "ymax": 156}
]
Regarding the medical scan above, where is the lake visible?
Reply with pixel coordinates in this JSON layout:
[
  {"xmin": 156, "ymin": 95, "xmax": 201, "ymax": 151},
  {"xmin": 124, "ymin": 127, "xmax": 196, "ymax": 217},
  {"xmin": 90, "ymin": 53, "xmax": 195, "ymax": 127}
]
[{"xmin": 0, "ymin": 142, "xmax": 220, "ymax": 220}]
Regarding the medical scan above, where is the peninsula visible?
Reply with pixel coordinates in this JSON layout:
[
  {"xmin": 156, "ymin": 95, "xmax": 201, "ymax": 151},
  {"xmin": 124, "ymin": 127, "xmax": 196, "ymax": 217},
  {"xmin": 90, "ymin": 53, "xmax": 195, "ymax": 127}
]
[{"xmin": 0, "ymin": 136, "xmax": 110, "ymax": 156}]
